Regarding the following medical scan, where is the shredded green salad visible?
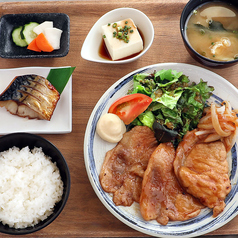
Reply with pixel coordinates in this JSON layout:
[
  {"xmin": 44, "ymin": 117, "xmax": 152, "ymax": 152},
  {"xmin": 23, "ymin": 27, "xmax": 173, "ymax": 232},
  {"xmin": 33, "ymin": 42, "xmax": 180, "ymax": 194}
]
[{"xmin": 129, "ymin": 69, "xmax": 214, "ymax": 141}]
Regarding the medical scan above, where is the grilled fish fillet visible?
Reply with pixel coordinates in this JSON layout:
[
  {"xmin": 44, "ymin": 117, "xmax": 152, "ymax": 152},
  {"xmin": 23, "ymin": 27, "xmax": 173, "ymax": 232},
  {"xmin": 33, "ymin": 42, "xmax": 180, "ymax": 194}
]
[{"xmin": 0, "ymin": 74, "xmax": 60, "ymax": 121}]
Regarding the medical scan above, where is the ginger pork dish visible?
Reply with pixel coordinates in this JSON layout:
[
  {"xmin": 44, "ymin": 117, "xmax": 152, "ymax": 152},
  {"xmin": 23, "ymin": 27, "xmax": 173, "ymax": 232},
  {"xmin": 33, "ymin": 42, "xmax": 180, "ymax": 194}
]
[{"xmin": 96, "ymin": 68, "xmax": 238, "ymax": 225}]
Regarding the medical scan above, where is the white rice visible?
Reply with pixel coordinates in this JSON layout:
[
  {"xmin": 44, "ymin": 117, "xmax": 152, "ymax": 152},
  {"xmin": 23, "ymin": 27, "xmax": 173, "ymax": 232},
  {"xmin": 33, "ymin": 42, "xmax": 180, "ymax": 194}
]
[{"xmin": 0, "ymin": 146, "xmax": 64, "ymax": 229}]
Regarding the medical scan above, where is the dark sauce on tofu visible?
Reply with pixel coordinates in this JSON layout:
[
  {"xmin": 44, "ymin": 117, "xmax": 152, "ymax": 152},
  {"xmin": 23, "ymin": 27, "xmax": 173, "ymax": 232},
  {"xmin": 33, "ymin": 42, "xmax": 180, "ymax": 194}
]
[{"xmin": 98, "ymin": 28, "xmax": 144, "ymax": 61}]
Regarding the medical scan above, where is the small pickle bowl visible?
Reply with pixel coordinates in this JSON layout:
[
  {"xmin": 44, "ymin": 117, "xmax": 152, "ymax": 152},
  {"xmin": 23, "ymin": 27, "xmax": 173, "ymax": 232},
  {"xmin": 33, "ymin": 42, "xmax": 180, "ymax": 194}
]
[
  {"xmin": 81, "ymin": 7, "xmax": 154, "ymax": 64},
  {"xmin": 0, "ymin": 13, "xmax": 70, "ymax": 59},
  {"xmin": 180, "ymin": 0, "xmax": 238, "ymax": 67},
  {"xmin": 0, "ymin": 133, "xmax": 70, "ymax": 235}
]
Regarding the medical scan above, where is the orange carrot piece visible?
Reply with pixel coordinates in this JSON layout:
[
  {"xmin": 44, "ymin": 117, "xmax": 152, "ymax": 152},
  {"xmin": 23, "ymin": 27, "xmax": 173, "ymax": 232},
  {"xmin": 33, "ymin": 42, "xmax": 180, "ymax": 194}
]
[
  {"xmin": 27, "ymin": 38, "xmax": 41, "ymax": 52},
  {"xmin": 35, "ymin": 33, "xmax": 54, "ymax": 52}
]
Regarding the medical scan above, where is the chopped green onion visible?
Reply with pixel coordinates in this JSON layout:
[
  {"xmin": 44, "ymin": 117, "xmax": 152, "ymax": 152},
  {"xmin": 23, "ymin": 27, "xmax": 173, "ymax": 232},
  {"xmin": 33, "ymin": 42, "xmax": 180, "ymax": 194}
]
[
  {"xmin": 111, "ymin": 21, "xmax": 134, "ymax": 43},
  {"xmin": 103, "ymin": 34, "xmax": 106, "ymax": 38}
]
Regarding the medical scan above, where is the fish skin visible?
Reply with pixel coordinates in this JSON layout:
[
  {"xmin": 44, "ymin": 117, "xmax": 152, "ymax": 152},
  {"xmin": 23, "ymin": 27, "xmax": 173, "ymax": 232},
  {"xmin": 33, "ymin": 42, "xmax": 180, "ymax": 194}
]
[{"xmin": 0, "ymin": 74, "xmax": 60, "ymax": 121}]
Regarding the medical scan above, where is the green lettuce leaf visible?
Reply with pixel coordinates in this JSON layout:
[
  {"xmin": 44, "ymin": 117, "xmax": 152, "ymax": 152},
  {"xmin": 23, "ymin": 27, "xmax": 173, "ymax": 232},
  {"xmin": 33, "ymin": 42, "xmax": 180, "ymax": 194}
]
[
  {"xmin": 138, "ymin": 111, "xmax": 155, "ymax": 129},
  {"xmin": 130, "ymin": 73, "xmax": 156, "ymax": 95},
  {"xmin": 131, "ymin": 111, "xmax": 155, "ymax": 129},
  {"xmin": 151, "ymin": 89, "xmax": 183, "ymax": 109},
  {"xmin": 127, "ymin": 69, "xmax": 214, "ymax": 141},
  {"xmin": 154, "ymin": 69, "xmax": 183, "ymax": 87}
]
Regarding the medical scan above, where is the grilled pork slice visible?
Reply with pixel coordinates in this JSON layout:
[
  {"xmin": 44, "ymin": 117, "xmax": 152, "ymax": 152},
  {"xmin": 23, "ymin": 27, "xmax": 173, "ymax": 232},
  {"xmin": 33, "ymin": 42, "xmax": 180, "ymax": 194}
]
[
  {"xmin": 99, "ymin": 126, "xmax": 158, "ymax": 206},
  {"xmin": 174, "ymin": 129, "xmax": 231, "ymax": 217},
  {"xmin": 0, "ymin": 74, "xmax": 60, "ymax": 120},
  {"xmin": 140, "ymin": 142, "xmax": 203, "ymax": 225}
]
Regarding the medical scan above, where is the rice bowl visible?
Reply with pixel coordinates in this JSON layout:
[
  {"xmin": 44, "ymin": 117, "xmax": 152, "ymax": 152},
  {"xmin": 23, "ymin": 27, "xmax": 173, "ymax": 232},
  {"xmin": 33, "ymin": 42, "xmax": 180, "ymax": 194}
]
[
  {"xmin": 0, "ymin": 146, "xmax": 63, "ymax": 229},
  {"xmin": 0, "ymin": 133, "xmax": 70, "ymax": 235}
]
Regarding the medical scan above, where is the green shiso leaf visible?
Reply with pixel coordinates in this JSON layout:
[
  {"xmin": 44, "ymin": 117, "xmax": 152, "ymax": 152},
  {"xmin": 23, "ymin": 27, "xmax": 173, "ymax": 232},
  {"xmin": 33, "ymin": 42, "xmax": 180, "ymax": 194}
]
[{"xmin": 47, "ymin": 67, "xmax": 76, "ymax": 94}]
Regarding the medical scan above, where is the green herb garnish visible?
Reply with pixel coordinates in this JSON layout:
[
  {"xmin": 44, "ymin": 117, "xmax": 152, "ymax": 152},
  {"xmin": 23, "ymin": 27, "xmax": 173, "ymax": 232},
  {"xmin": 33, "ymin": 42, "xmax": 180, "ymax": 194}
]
[{"xmin": 110, "ymin": 21, "xmax": 134, "ymax": 43}]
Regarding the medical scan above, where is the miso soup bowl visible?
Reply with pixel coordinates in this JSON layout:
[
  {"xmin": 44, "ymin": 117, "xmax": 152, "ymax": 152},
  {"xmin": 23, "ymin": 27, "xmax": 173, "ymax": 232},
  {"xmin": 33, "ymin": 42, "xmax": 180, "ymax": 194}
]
[{"xmin": 180, "ymin": 0, "xmax": 238, "ymax": 67}]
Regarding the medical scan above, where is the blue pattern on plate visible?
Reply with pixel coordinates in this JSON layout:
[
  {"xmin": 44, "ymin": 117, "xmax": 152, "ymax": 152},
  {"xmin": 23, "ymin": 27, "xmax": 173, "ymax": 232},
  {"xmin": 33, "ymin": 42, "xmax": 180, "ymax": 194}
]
[{"xmin": 85, "ymin": 64, "xmax": 238, "ymax": 237}]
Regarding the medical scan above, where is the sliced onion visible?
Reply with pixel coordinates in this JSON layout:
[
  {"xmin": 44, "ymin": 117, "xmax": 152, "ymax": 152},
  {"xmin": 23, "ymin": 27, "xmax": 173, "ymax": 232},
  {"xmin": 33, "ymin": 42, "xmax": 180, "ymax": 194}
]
[
  {"xmin": 216, "ymin": 105, "xmax": 225, "ymax": 113},
  {"xmin": 220, "ymin": 121, "xmax": 236, "ymax": 131},
  {"xmin": 195, "ymin": 101, "xmax": 238, "ymax": 152},
  {"xmin": 204, "ymin": 133, "xmax": 221, "ymax": 143},
  {"xmin": 211, "ymin": 103, "xmax": 231, "ymax": 137},
  {"xmin": 195, "ymin": 129, "xmax": 215, "ymax": 136},
  {"xmin": 197, "ymin": 123, "xmax": 214, "ymax": 130},
  {"xmin": 198, "ymin": 114, "xmax": 211, "ymax": 124}
]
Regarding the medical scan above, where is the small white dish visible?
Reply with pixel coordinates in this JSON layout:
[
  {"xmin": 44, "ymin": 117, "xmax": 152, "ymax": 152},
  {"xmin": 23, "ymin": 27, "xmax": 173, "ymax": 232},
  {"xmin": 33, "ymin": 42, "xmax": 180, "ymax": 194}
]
[
  {"xmin": 81, "ymin": 8, "xmax": 154, "ymax": 64},
  {"xmin": 0, "ymin": 67, "xmax": 72, "ymax": 134}
]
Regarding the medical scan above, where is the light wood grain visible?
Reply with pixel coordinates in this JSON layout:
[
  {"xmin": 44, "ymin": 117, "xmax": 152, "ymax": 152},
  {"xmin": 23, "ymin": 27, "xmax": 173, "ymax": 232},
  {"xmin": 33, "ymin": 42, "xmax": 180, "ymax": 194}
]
[{"xmin": 0, "ymin": 1, "xmax": 238, "ymax": 237}]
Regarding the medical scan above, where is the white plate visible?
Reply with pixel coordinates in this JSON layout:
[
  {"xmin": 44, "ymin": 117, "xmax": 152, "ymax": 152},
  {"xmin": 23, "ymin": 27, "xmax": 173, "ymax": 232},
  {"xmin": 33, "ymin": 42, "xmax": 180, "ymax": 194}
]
[
  {"xmin": 84, "ymin": 63, "xmax": 238, "ymax": 237},
  {"xmin": 0, "ymin": 67, "xmax": 72, "ymax": 134},
  {"xmin": 81, "ymin": 7, "xmax": 154, "ymax": 64}
]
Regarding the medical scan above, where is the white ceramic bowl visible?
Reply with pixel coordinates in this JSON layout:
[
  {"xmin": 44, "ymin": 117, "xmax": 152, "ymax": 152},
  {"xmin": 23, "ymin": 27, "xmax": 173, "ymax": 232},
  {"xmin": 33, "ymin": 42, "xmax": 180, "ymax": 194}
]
[{"xmin": 81, "ymin": 8, "xmax": 154, "ymax": 64}]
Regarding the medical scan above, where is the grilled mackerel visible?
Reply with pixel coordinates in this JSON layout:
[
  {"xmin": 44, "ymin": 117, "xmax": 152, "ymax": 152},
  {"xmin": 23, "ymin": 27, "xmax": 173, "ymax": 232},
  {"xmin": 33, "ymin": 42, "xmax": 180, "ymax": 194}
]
[{"xmin": 0, "ymin": 74, "xmax": 60, "ymax": 120}]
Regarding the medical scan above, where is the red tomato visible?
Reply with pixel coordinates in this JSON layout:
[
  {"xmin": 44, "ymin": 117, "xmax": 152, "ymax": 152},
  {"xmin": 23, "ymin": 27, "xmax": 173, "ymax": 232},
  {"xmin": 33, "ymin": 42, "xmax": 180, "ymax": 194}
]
[{"xmin": 108, "ymin": 93, "xmax": 152, "ymax": 125}]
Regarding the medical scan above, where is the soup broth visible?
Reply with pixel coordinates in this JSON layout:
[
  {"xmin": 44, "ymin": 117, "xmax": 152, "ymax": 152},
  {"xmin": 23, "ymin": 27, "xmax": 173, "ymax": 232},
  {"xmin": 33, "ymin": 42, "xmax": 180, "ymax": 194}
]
[{"xmin": 185, "ymin": 2, "xmax": 238, "ymax": 61}]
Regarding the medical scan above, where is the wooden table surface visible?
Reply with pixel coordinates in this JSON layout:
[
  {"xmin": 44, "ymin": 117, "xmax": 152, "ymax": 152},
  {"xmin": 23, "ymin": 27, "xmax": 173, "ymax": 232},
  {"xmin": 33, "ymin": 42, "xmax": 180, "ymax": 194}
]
[{"xmin": 1, "ymin": 0, "xmax": 238, "ymax": 237}]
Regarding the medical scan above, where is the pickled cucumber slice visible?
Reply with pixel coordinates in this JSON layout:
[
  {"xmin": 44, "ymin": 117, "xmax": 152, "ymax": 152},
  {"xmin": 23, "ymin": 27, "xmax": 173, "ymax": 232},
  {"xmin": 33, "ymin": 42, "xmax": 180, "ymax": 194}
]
[
  {"xmin": 12, "ymin": 26, "xmax": 28, "ymax": 47},
  {"xmin": 22, "ymin": 22, "xmax": 39, "ymax": 44}
]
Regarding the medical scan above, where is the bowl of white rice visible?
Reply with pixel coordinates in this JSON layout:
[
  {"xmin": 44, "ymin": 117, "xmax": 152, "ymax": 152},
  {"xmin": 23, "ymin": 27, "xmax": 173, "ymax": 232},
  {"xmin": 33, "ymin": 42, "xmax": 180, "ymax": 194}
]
[{"xmin": 0, "ymin": 133, "xmax": 70, "ymax": 235}]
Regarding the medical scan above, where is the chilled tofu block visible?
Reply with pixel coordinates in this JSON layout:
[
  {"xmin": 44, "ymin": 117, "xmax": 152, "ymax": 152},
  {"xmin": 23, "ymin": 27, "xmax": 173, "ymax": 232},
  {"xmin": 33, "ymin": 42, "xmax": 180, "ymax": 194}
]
[{"xmin": 101, "ymin": 18, "xmax": 143, "ymax": 60}]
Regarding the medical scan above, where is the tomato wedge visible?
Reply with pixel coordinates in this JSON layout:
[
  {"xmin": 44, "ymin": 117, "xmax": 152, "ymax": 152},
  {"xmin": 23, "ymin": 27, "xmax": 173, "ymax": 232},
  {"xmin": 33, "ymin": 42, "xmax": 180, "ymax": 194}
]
[{"xmin": 108, "ymin": 93, "xmax": 152, "ymax": 125}]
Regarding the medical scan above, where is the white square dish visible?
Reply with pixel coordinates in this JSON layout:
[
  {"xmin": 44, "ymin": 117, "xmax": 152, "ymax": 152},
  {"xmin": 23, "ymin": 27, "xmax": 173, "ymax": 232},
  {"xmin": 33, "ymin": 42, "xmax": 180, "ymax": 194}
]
[{"xmin": 0, "ymin": 66, "xmax": 72, "ymax": 134}]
